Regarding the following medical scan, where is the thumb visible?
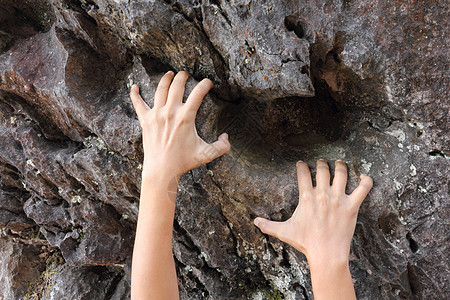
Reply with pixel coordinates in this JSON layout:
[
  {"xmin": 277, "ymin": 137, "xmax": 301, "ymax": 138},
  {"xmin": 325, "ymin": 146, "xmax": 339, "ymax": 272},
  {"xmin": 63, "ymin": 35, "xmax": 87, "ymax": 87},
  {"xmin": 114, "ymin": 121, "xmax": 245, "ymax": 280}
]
[
  {"xmin": 253, "ymin": 217, "xmax": 285, "ymax": 240},
  {"xmin": 129, "ymin": 84, "xmax": 150, "ymax": 124},
  {"xmin": 201, "ymin": 133, "xmax": 231, "ymax": 163}
]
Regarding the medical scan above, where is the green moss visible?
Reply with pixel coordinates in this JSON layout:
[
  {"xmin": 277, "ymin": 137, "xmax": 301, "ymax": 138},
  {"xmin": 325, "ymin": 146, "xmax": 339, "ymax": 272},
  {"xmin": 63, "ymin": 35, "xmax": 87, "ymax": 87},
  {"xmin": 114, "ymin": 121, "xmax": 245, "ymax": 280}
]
[
  {"xmin": 76, "ymin": 228, "xmax": 85, "ymax": 243},
  {"xmin": 28, "ymin": 227, "xmax": 42, "ymax": 240},
  {"xmin": 262, "ymin": 287, "xmax": 284, "ymax": 300},
  {"xmin": 22, "ymin": 252, "xmax": 63, "ymax": 299}
]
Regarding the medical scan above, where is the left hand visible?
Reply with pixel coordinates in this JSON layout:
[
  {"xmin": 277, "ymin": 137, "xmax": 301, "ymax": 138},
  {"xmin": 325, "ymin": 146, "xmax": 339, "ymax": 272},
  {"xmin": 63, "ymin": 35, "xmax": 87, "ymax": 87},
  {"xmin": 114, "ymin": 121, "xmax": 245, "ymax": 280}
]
[
  {"xmin": 254, "ymin": 160, "xmax": 373, "ymax": 265},
  {"xmin": 129, "ymin": 71, "xmax": 231, "ymax": 181}
]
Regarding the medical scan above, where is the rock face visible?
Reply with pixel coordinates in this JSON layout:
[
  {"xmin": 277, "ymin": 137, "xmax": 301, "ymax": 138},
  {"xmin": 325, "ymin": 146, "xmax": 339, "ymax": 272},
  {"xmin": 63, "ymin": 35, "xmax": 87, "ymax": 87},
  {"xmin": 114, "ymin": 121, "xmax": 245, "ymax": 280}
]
[{"xmin": 0, "ymin": 0, "xmax": 448, "ymax": 299}]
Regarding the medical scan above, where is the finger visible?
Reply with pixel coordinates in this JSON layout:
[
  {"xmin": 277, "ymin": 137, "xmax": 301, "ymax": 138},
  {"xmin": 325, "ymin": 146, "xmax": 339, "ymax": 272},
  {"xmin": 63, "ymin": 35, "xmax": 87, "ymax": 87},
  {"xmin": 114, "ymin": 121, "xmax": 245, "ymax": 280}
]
[
  {"xmin": 185, "ymin": 78, "xmax": 214, "ymax": 113},
  {"xmin": 130, "ymin": 84, "xmax": 150, "ymax": 122},
  {"xmin": 331, "ymin": 160, "xmax": 348, "ymax": 194},
  {"xmin": 315, "ymin": 159, "xmax": 331, "ymax": 190},
  {"xmin": 166, "ymin": 71, "xmax": 189, "ymax": 107},
  {"xmin": 154, "ymin": 71, "xmax": 175, "ymax": 108},
  {"xmin": 349, "ymin": 174, "xmax": 373, "ymax": 206},
  {"xmin": 199, "ymin": 133, "xmax": 231, "ymax": 164},
  {"xmin": 254, "ymin": 217, "xmax": 286, "ymax": 240},
  {"xmin": 296, "ymin": 161, "xmax": 313, "ymax": 194}
]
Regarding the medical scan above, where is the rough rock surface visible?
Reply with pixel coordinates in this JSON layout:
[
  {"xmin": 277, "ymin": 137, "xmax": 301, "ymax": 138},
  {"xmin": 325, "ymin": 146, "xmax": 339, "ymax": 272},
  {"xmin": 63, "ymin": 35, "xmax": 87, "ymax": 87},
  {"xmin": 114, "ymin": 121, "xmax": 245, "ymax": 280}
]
[{"xmin": 0, "ymin": 0, "xmax": 448, "ymax": 299}]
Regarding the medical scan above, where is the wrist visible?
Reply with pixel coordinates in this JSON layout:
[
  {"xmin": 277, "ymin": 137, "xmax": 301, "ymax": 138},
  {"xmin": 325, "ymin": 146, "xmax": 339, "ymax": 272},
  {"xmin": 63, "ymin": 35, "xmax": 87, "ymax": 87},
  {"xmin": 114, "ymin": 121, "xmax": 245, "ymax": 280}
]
[
  {"xmin": 141, "ymin": 170, "xmax": 179, "ymax": 194},
  {"xmin": 141, "ymin": 168, "xmax": 175, "ymax": 182},
  {"xmin": 142, "ymin": 158, "xmax": 180, "ymax": 179},
  {"xmin": 142, "ymin": 155, "xmax": 183, "ymax": 179},
  {"xmin": 307, "ymin": 254, "xmax": 349, "ymax": 273}
]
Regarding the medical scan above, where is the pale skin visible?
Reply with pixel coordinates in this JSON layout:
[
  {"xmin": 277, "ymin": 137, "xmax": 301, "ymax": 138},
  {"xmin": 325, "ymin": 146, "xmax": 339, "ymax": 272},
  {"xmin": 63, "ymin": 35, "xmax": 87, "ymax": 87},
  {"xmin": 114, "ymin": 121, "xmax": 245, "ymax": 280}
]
[
  {"xmin": 129, "ymin": 71, "xmax": 373, "ymax": 300},
  {"xmin": 254, "ymin": 160, "xmax": 373, "ymax": 299}
]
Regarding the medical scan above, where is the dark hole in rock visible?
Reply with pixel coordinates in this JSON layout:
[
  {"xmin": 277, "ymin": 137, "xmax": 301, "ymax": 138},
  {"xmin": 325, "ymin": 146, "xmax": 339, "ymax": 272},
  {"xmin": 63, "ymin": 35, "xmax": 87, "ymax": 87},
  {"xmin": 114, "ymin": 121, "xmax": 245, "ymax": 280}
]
[
  {"xmin": 377, "ymin": 212, "xmax": 399, "ymax": 236},
  {"xmin": 280, "ymin": 248, "xmax": 291, "ymax": 268},
  {"xmin": 428, "ymin": 150, "xmax": 446, "ymax": 158},
  {"xmin": 300, "ymin": 65, "xmax": 309, "ymax": 75},
  {"xmin": 406, "ymin": 232, "xmax": 419, "ymax": 253},
  {"xmin": 0, "ymin": 0, "xmax": 55, "ymax": 52},
  {"xmin": 141, "ymin": 54, "xmax": 172, "ymax": 74},
  {"xmin": 56, "ymin": 31, "xmax": 126, "ymax": 107},
  {"xmin": 216, "ymin": 87, "xmax": 343, "ymax": 164},
  {"xmin": 342, "ymin": 0, "xmax": 352, "ymax": 9},
  {"xmin": 390, "ymin": 284, "xmax": 411, "ymax": 299},
  {"xmin": 62, "ymin": 0, "xmax": 100, "ymax": 30},
  {"xmin": 407, "ymin": 263, "xmax": 422, "ymax": 295},
  {"xmin": 284, "ymin": 15, "xmax": 308, "ymax": 39},
  {"xmin": 416, "ymin": 129, "xmax": 423, "ymax": 137},
  {"xmin": 215, "ymin": 33, "xmax": 398, "ymax": 167}
]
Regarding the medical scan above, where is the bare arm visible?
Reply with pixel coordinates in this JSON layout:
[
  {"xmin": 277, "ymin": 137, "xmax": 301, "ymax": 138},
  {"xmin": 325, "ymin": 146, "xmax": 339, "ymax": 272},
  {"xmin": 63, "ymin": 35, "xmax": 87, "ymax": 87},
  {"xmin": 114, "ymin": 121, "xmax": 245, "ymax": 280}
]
[
  {"xmin": 254, "ymin": 160, "xmax": 373, "ymax": 299},
  {"xmin": 129, "ymin": 71, "xmax": 230, "ymax": 300}
]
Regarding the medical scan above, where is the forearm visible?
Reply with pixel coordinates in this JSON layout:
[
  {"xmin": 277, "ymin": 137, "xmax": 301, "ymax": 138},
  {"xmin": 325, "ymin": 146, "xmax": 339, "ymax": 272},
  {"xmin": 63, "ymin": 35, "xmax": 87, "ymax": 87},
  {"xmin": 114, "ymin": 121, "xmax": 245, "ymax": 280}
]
[
  {"xmin": 308, "ymin": 258, "xmax": 356, "ymax": 300},
  {"xmin": 131, "ymin": 174, "xmax": 179, "ymax": 300}
]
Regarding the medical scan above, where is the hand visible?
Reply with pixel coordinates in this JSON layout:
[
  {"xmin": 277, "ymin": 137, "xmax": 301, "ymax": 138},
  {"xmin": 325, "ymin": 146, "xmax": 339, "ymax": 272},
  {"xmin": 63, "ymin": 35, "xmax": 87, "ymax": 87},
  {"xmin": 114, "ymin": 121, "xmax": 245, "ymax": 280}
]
[
  {"xmin": 129, "ymin": 71, "xmax": 231, "ymax": 181},
  {"xmin": 254, "ymin": 160, "xmax": 373, "ymax": 266}
]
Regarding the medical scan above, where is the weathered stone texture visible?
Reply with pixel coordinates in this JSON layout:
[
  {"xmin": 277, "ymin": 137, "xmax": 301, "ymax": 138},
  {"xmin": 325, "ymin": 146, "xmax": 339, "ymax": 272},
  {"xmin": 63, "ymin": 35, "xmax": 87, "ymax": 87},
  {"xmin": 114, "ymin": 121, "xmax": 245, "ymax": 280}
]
[{"xmin": 0, "ymin": 0, "xmax": 448, "ymax": 299}]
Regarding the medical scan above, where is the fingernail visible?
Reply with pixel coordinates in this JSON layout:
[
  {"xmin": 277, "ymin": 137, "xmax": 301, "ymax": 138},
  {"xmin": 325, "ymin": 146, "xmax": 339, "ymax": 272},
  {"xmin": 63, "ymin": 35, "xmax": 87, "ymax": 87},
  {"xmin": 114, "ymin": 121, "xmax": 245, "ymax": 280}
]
[
  {"xmin": 253, "ymin": 218, "xmax": 259, "ymax": 227},
  {"xmin": 131, "ymin": 84, "xmax": 137, "ymax": 90},
  {"xmin": 336, "ymin": 159, "xmax": 344, "ymax": 162},
  {"xmin": 223, "ymin": 133, "xmax": 228, "ymax": 139},
  {"xmin": 166, "ymin": 70, "xmax": 174, "ymax": 75}
]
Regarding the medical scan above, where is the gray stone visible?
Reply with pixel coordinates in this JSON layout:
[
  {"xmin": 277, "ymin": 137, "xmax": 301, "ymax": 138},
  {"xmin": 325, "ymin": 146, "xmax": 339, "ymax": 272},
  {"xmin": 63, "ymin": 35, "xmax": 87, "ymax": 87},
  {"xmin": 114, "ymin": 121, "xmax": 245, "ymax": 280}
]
[
  {"xmin": 41, "ymin": 264, "xmax": 129, "ymax": 300},
  {"xmin": 0, "ymin": 0, "xmax": 448, "ymax": 299},
  {"xmin": 0, "ymin": 236, "xmax": 46, "ymax": 300}
]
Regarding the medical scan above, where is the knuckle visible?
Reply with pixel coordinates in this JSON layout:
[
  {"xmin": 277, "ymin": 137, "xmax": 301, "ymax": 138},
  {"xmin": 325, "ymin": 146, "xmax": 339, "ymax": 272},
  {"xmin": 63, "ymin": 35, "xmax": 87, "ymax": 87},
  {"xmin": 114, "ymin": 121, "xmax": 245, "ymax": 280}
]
[
  {"xmin": 296, "ymin": 161, "xmax": 304, "ymax": 167},
  {"xmin": 317, "ymin": 159, "xmax": 329, "ymax": 165},
  {"xmin": 297, "ymin": 168, "xmax": 310, "ymax": 177},
  {"xmin": 301, "ymin": 190, "xmax": 313, "ymax": 201},
  {"xmin": 181, "ymin": 109, "xmax": 195, "ymax": 121},
  {"xmin": 335, "ymin": 160, "xmax": 347, "ymax": 166},
  {"xmin": 363, "ymin": 176, "xmax": 374, "ymax": 186},
  {"xmin": 165, "ymin": 110, "xmax": 175, "ymax": 120},
  {"xmin": 140, "ymin": 118, "xmax": 149, "ymax": 128},
  {"xmin": 329, "ymin": 198, "xmax": 340, "ymax": 209},
  {"xmin": 196, "ymin": 85, "xmax": 208, "ymax": 95},
  {"xmin": 317, "ymin": 165, "xmax": 329, "ymax": 171},
  {"xmin": 297, "ymin": 167, "xmax": 309, "ymax": 174},
  {"xmin": 155, "ymin": 110, "xmax": 164, "ymax": 122},
  {"xmin": 155, "ymin": 85, "xmax": 168, "ymax": 94},
  {"xmin": 259, "ymin": 222, "xmax": 268, "ymax": 233},
  {"xmin": 330, "ymin": 188, "xmax": 342, "ymax": 198},
  {"xmin": 140, "ymin": 112, "xmax": 154, "ymax": 127},
  {"xmin": 359, "ymin": 178, "xmax": 373, "ymax": 190},
  {"xmin": 316, "ymin": 192, "xmax": 329, "ymax": 204},
  {"xmin": 176, "ymin": 71, "xmax": 189, "ymax": 80},
  {"xmin": 334, "ymin": 168, "xmax": 347, "ymax": 176},
  {"xmin": 130, "ymin": 92, "xmax": 139, "ymax": 101},
  {"xmin": 202, "ymin": 78, "xmax": 213, "ymax": 87},
  {"xmin": 224, "ymin": 141, "xmax": 231, "ymax": 152}
]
